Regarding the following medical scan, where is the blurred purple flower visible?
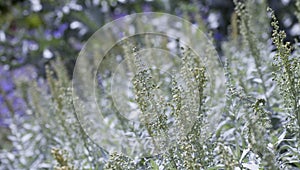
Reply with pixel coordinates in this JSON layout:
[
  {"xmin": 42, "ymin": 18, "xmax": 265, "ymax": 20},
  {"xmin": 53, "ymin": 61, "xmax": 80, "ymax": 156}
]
[
  {"xmin": 0, "ymin": 103, "xmax": 10, "ymax": 127},
  {"xmin": 53, "ymin": 23, "xmax": 68, "ymax": 39},
  {"xmin": 0, "ymin": 65, "xmax": 36, "ymax": 127},
  {"xmin": 111, "ymin": 12, "xmax": 127, "ymax": 20},
  {"xmin": 214, "ymin": 32, "xmax": 223, "ymax": 41},
  {"xmin": 6, "ymin": 91, "xmax": 26, "ymax": 115},
  {"xmin": 0, "ymin": 91, "xmax": 27, "ymax": 127},
  {"xmin": 16, "ymin": 56, "xmax": 25, "ymax": 64},
  {"xmin": 0, "ymin": 66, "xmax": 14, "ymax": 92},
  {"xmin": 0, "ymin": 71, "xmax": 13, "ymax": 126},
  {"xmin": 142, "ymin": 4, "xmax": 152, "ymax": 12},
  {"xmin": 45, "ymin": 29, "xmax": 52, "ymax": 40},
  {"xmin": 12, "ymin": 65, "xmax": 37, "ymax": 82},
  {"xmin": 0, "ymin": 80, "xmax": 14, "ymax": 92}
]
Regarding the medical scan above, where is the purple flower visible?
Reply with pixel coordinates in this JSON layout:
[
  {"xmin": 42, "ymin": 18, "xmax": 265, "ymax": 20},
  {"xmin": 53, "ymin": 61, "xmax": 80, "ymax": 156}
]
[
  {"xmin": 53, "ymin": 23, "xmax": 68, "ymax": 39},
  {"xmin": 0, "ymin": 65, "xmax": 14, "ymax": 92},
  {"xmin": 0, "ymin": 65, "xmax": 36, "ymax": 127},
  {"xmin": 0, "ymin": 80, "xmax": 14, "ymax": 92},
  {"xmin": 214, "ymin": 32, "xmax": 223, "ymax": 41},
  {"xmin": 7, "ymin": 91, "xmax": 26, "ymax": 115},
  {"xmin": 12, "ymin": 65, "xmax": 37, "ymax": 82},
  {"xmin": 0, "ymin": 103, "xmax": 10, "ymax": 127},
  {"xmin": 44, "ymin": 29, "xmax": 52, "ymax": 40},
  {"xmin": 111, "ymin": 12, "xmax": 127, "ymax": 20},
  {"xmin": 0, "ymin": 91, "xmax": 27, "ymax": 127},
  {"xmin": 142, "ymin": 4, "xmax": 152, "ymax": 12}
]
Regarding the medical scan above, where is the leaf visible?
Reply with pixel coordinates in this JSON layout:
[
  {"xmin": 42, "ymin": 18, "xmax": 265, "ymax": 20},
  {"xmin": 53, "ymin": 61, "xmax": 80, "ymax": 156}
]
[
  {"xmin": 21, "ymin": 133, "xmax": 33, "ymax": 143},
  {"xmin": 215, "ymin": 120, "xmax": 233, "ymax": 137},
  {"xmin": 7, "ymin": 152, "xmax": 15, "ymax": 161},
  {"xmin": 207, "ymin": 164, "xmax": 225, "ymax": 170},
  {"xmin": 239, "ymin": 148, "xmax": 250, "ymax": 163},
  {"xmin": 275, "ymin": 130, "xmax": 286, "ymax": 147},
  {"xmin": 242, "ymin": 163, "xmax": 259, "ymax": 170},
  {"xmin": 150, "ymin": 160, "xmax": 159, "ymax": 170},
  {"xmin": 289, "ymin": 161, "xmax": 300, "ymax": 168}
]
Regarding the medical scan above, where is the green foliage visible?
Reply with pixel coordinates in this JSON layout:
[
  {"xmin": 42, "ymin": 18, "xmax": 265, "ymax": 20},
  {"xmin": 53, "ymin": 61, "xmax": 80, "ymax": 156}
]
[{"xmin": 269, "ymin": 8, "xmax": 300, "ymax": 129}]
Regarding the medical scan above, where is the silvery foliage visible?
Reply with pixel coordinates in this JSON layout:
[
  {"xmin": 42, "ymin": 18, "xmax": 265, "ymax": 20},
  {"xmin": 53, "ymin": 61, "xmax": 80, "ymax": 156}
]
[{"xmin": 0, "ymin": 0, "xmax": 299, "ymax": 169}]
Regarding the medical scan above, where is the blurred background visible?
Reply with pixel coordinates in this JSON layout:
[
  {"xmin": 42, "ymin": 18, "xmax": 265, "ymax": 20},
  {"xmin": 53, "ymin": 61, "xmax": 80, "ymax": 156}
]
[{"xmin": 0, "ymin": 0, "xmax": 299, "ymax": 156}]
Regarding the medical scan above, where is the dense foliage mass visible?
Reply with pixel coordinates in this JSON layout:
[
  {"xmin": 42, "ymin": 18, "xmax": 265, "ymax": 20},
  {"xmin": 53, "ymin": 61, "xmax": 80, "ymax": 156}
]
[{"xmin": 0, "ymin": 0, "xmax": 300, "ymax": 169}]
